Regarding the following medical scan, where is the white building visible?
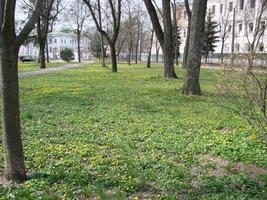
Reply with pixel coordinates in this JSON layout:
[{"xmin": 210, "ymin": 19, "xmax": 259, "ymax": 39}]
[
  {"xmin": 152, "ymin": 0, "xmax": 267, "ymax": 57},
  {"xmin": 19, "ymin": 31, "xmax": 91, "ymax": 61},
  {"xmin": 207, "ymin": 0, "xmax": 267, "ymax": 54}
]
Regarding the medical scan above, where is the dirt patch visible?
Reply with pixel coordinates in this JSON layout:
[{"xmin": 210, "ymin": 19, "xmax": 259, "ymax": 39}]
[{"xmin": 190, "ymin": 154, "xmax": 267, "ymax": 188}]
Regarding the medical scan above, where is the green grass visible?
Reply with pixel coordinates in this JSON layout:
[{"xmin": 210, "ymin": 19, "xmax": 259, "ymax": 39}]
[
  {"xmin": 0, "ymin": 64, "xmax": 266, "ymax": 199},
  {"xmin": 18, "ymin": 62, "xmax": 73, "ymax": 72}
]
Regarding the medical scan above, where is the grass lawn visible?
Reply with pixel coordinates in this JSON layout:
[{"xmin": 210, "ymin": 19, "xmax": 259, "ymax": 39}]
[
  {"xmin": 18, "ymin": 62, "xmax": 73, "ymax": 72},
  {"xmin": 0, "ymin": 64, "xmax": 266, "ymax": 199}
]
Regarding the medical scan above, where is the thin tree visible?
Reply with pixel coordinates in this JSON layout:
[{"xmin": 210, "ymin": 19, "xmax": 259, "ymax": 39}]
[
  {"xmin": 0, "ymin": 0, "xmax": 43, "ymax": 182},
  {"xmin": 66, "ymin": 0, "xmax": 88, "ymax": 63},
  {"xmin": 182, "ymin": 0, "xmax": 207, "ymax": 95},
  {"xmin": 82, "ymin": 0, "xmax": 122, "ymax": 72},
  {"xmin": 219, "ymin": 7, "xmax": 231, "ymax": 64}
]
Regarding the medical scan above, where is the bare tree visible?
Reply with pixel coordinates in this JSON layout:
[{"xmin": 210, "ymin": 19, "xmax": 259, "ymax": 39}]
[
  {"xmin": 82, "ymin": 0, "xmax": 122, "ymax": 72},
  {"xmin": 219, "ymin": 0, "xmax": 267, "ymax": 142},
  {"xmin": 219, "ymin": 7, "xmax": 231, "ymax": 64},
  {"xmin": 66, "ymin": 0, "xmax": 88, "ymax": 63},
  {"xmin": 244, "ymin": 0, "xmax": 267, "ymax": 71},
  {"xmin": 0, "ymin": 0, "xmax": 43, "ymax": 182},
  {"xmin": 182, "ymin": 0, "xmax": 207, "ymax": 95}
]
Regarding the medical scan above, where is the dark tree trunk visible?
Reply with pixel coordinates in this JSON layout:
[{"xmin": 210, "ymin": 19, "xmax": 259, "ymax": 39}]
[
  {"xmin": 77, "ymin": 30, "xmax": 81, "ymax": 62},
  {"xmin": 182, "ymin": 0, "xmax": 207, "ymax": 95},
  {"xmin": 37, "ymin": 18, "xmax": 46, "ymax": 69},
  {"xmin": 156, "ymin": 47, "xmax": 159, "ymax": 63},
  {"xmin": 39, "ymin": 40, "xmax": 46, "ymax": 69},
  {"xmin": 220, "ymin": 38, "xmax": 225, "ymax": 64},
  {"xmin": 46, "ymin": 38, "xmax": 50, "ymax": 63},
  {"xmin": 162, "ymin": 0, "xmax": 177, "ymax": 79},
  {"xmin": 143, "ymin": 0, "xmax": 164, "ymax": 48},
  {"xmin": 0, "ymin": 43, "xmax": 26, "ymax": 182},
  {"xmin": 147, "ymin": 30, "xmax": 154, "ymax": 68},
  {"xmin": 110, "ymin": 44, "xmax": 118, "ymax": 72}
]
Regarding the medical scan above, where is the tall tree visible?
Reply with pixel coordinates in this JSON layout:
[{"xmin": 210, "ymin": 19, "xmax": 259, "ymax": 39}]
[
  {"xmin": 202, "ymin": 10, "xmax": 219, "ymax": 63},
  {"xmin": 143, "ymin": 0, "xmax": 177, "ymax": 78},
  {"xmin": 0, "ymin": 0, "xmax": 42, "ymax": 182},
  {"xmin": 182, "ymin": 0, "xmax": 207, "ymax": 95},
  {"xmin": 82, "ymin": 0, "xmax": 122, "ymax": 73},
  {"xmin": 66, "ymin": 0, "xmax": 88, "ymax": 63}
]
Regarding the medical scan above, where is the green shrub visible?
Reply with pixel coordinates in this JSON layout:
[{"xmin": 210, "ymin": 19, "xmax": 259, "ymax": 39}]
[{"xmin": 60, "ymin": 48, "xmax": 74, "ymax": 62}]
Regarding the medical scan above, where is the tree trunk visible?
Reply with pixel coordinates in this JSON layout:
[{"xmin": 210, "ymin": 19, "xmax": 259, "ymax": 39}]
[
  {"xmin": 156, "ymin": 47, "xmax": 159, "ymax": 63},
  {"xmin": 77, "ymin": 30, "xmax": 81, "ymax": 63},
  {"xmin": 220, "ymin": 38, "xmax": 225, "ymax": 64},
  {"xmin": 39, "ymin": 40, "xmax": 46, "ymax": 69},
  {"xmin": 182, "ymin": 0, "xmax": 191, "ymax": 68},
  {"xmin": 183, "ymin": 22, "xmax": 191, "ymax": 68},
  {"xmin": 182, "ymin": 0, "xmax": 207, "ymax": 95},
  {"xmin": 110, "ymin": 44, "xmax": 118, "ymax": 72},
  {"xmin": 147, "ymin": 30, "xmax": 154, "ymax": 68},
  {"xmin": 100, "ymin": 35, "xmax": 106, "ymax": 67},
  {"xmin": 0, "ymin": 44, "xmax": 26, "ymax": 182},
  {"xmin": 46, "ymin": 38, "xmax": 50, "ymax": 63},
  {"xmin": 162, "ymin": 0, "xmax": 177, "ymax": 79}
]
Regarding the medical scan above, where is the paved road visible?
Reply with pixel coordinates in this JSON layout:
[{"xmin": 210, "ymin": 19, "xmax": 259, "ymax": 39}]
[{"xmin": 19, "ymin": 63, "xmax": 82, "ymax": 78}]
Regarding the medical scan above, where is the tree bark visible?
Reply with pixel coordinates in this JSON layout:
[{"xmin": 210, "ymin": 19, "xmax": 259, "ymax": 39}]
[
  {"xmin": 77, "ymin": 30, "xmax": 81, "ymax": 62},
  {"xmin": 37, "ymin": 18, "xmax": 46, "ymax": 69},
  {"xmin": 110, "ymin": 44, "xmax": 118, "ymax": 72},
  {"xmin": 162, "ymin": 0, "xmax": 177, "ymax": 79},
  {"xmin": 0, "ymin": 43, "xmax": 26, "ymax": 182},
  {"xmin": 182, "ymin": 0, "xmax": 191, "ymax": 68},
  {"xmin": 182, "ymin": 0, "xmax": 207, "ymax": 95},
  {"xmin": 147, "ymin": 30, "xmax": 154, "ymax": 68},
  {"xmin": 143, "ymin": 0, "xmax": 164, "ymax": 48},
  {"xmin": 220, "ymin": 37, "xmax": 225, "ymax": 64},
  {"xmin": 46, "ymin": 38, "xmax": 50, "ymax": 63},
  {"xmin": 39, "ymin": 40, "xmax": 46, "ymax": 69}
]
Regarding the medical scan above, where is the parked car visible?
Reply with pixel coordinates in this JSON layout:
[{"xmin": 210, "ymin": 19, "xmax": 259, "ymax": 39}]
[{"xmin": 19, "ymin": 56, "xmax": 36, "ymax": 62}]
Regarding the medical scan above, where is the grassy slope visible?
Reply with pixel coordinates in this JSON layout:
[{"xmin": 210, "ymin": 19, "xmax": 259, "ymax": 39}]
[{"xmin": 0, "ymin": 64, "xmax": 266, "ymax": 199}]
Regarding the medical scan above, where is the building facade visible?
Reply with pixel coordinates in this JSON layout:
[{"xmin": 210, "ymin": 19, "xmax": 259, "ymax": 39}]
[
  {"xmin": 178, "ymin": 0, "xmax": 267, "ymax": 54},
  {"xmin": 19, "ymin": 32, "xmax": 91, "ymax": 61}
]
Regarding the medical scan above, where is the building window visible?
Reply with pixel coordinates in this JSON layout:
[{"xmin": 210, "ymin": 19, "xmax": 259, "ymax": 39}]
[
  {"xmin": 55, "ymin": 39, "xmax": 57, "ymax": 44},
  {"xmin": 49, "ymin": 47, "xmax": 52, "ymax": 53},
  {"xmin": 249, "ymin": 23, "xmax": 254, "ymax": 33},
  {"xmin": 212, "ymin": 5, "xmax": 216, "ymax": 14},
  {"xmin": 229, "ymin": 2, "xmax": 233, "ymax": 11},
  {"xmin": 220, "ymin": 3, "xmax": 223, "ymax": 13},
  {"xmin": 239, "ymin": 23, "xmax": 243, "ymax": 32},
  {"xmin": 250, "ymin": 0, "xmax": 255, "ymax": 8}
]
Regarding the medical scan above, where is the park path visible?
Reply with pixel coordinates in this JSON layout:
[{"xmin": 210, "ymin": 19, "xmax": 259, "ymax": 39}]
[{"xmin": 19, "ymin": 63, "xmax": 83, "ymax": 78}]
